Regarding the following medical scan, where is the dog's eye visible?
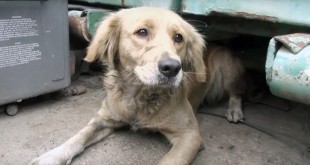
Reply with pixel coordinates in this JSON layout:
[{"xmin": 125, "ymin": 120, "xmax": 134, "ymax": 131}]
[
  {"xmin": 135, "ymin": 28, "xmax": 148, "ymax": 38},
  {"xmin": 174, "ymin": 34, "xmax": 183, "ymax": 43}
]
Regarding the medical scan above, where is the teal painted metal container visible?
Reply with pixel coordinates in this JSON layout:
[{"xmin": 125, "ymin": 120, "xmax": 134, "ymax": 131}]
[
  {"xmin": 69, "ymin": 0, "xmax": 310, "ymax": 38},
  {"xmin": 182, "ymin": 0, "xmax": 310, "ymax": 37},
  {"xmin": 71, "ymin": 0, "xmax": 182, "ymax": 11},
  {"xmin": 182, "ymin": 0, "xmax": 310, "ymax": 26},
  {"xmin": 266, "ymin": 34, "xmax": 310, "ymax": 104},
  {"xmin": 86, "ymin": 9, "xmax": 110, "ymax": 36}
]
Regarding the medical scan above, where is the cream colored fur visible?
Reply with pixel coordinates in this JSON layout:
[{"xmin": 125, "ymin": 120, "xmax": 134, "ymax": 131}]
[{"xmin": 31, "ymin": 7, "xmax": 245, "ymax": 165}]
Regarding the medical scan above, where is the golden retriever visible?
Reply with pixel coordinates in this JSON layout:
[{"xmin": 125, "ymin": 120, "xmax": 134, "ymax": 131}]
[{"xmin": 31, "ymin": 7, "xmax": 245, "ymax": 165}]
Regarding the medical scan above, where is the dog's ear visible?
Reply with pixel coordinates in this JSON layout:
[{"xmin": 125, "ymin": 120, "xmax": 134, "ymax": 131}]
[
  {"xmin": 184, "ymin": 27, "xmax": 206, "ymax": 82},
  {"xmin": 84, "ymin": 12, "xmax": 121, "ymax": 69}
]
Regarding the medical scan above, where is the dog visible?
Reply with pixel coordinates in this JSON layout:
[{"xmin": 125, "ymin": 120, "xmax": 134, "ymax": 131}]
[
  {"xmin": 188, "ymin": 44, "xmax": 246, "ymax": 122},
  {"xmin": 31, "ymin": 7, "xmax": 245, "ymax": 165}
]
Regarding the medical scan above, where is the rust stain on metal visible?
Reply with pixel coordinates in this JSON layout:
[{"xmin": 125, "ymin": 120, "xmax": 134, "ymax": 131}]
[
  {"xmin": 182, "ymin": 4, "xmax": 187, "ymax": 11},
  {"xmin": 121, "ymin": 0, "xmax": 125, "ymax": 7},
  {"xmin": 274, "ymin": 67, "xmax": 310, "ymax": 87},
  {"xmin": 274, "ymin": 69, "xmax": 279, "ymax": 76},
  {"xmin": 236, "ymin": 12, "xmax": 278, "ymax": 22},
  {"xmin": 306, "ymin": 77, "xmax": 310, "ymax": 86}
]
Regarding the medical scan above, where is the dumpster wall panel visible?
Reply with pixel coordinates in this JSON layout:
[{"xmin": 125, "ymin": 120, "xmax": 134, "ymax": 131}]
[{"xmin": 0, "ymin": 0, "xmax": 70, "ymax": 105}]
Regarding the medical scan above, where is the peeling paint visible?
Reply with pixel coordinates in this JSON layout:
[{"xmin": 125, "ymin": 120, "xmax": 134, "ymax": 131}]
[
  {"xmin": 236, "ymin": 12, "xmax": 278, "ymax": 22},
  {"xmin": 275, "ymin": 33, "xmax": 310, "ymax": 54}
]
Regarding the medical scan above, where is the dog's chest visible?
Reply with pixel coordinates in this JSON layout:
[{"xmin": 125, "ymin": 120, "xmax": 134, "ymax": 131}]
[
  {"xmin": 125, "ymin": 88, "xmax": 173, "ymax": 128},
  {"xmin": 136, "ymin": 90, "xmax": 170, "ymax": 112}
]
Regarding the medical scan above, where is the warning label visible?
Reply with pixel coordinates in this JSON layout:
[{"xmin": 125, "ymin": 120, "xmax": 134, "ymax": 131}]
[
  {"xmin": 0, "ymin": 42, "xmax": 42, "ymax": 68},
  {"xmin": 0, "ymin": 16, "xmax": 38, "ymax": 41},
  {"xmin": 0, "ymin": 16, "xmax": 41, "ymax": 68}
]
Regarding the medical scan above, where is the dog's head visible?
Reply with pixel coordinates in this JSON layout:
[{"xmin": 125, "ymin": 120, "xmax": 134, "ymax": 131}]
[{"xmin": 87, "ymin": 7, "xmax": 206, "ymax": 88}]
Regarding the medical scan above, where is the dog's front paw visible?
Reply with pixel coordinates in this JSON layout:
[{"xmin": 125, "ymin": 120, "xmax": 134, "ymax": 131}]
[
  {"xmin": 30, "ymin": 146, "xmax": 72, "ymax": 165},
  {"xmin": 226, "ymin": 107, "xmax": 243, "ymax": 123}
]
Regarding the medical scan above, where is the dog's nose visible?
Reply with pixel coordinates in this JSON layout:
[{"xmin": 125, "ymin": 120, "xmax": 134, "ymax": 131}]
[{"xmin": 158, "ymin": 57, "xmax": 181, "ymax": 78}]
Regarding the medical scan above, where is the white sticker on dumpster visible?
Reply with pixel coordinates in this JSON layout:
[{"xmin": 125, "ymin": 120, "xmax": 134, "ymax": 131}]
[
  {"xmin": 0, "ymin": 16, "xmax": 38, "ymax": 41},
  {"xmin": 0, "ymin": 42, "xmax": 42, "ymax": 68},
  {"xmin": 0, "ymin": 16, "xmax": 41, "ymax": 68}
]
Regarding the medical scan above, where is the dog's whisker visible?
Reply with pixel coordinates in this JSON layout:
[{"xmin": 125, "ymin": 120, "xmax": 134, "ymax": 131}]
[
  {"xmin": 130, "ymin": 74, "xmax": 139, "ymax": 83},
  {"xmin": 184, "ymin": 71, "xmax": 207, "ymax": 75},
  {"xmin": 124, "ymin": 73, "xmax": 133, "ymax": 80},
  {"xmin": 132, "ymin": 75, "xmax": 142, "ymax": 85},
  {"xmin": 184, "ymin": 72, "xmax": 195, "ymax": 84},
  {"xmin": 126, "ymin": 74, "xmax": 134, "ymax": 82},
  {"xmin": 128, "ymin": 72, "xmax": 138, "ymax": 82},
  {"xmin": 128, "ymin": 77, "xmax": 135, "ymax": 83},
  {"xmin": 121, "ymin": 71, "xmax": 135, "ymax": 80}
]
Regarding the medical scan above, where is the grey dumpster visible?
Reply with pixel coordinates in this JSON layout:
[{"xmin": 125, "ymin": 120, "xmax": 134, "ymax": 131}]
[{"xmin": 0, "ymin": 0, "xmax": 70, "ymax": 114}]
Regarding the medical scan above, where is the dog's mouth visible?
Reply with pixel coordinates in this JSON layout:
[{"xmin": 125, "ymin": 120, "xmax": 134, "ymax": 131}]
[
  {"xmin": 133, "ymin": 70, "xmax": 182, "ymax": 88},
  {"xmin": 155, "ymin": 74, "xmax": 181, "ymax": 88}
]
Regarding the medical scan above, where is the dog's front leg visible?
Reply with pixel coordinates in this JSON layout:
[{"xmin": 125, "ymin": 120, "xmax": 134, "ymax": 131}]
[
  {"xmin": 30, "ymin": 112, "xmax": 124, "ymax": 165},
  {"xmin": 158, "ymin": 130, "xmax": 203, "ymax": 165}
]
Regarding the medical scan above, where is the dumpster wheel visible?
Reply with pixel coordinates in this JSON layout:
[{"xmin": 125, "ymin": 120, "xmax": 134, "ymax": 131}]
[{"xmin": 5, "ymin": 104, "xmax": 19, "ymax": 116}]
